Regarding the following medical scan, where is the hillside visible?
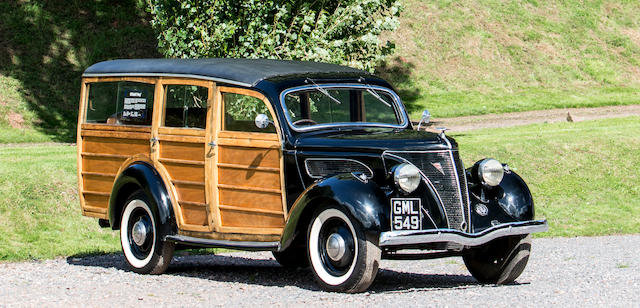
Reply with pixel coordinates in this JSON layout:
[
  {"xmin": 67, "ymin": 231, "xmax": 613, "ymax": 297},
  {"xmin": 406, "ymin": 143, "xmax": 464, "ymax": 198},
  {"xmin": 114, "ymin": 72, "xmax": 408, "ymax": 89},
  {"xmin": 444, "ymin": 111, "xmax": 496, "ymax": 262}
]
[
  {"xmin": 380, "ymin": 0, "xmax": 640, "ymax": 117},
  {"xmin": 1, "ymin": 0, "xmax": 640, "ymax": 142}
]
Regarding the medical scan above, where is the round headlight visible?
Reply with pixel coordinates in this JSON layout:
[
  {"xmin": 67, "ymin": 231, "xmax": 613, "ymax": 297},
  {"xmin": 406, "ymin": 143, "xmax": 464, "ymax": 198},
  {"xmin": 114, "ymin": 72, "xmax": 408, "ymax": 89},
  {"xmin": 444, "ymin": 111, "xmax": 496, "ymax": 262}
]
[
  {"xmin": 477, "ymin": 158, "xmax": 504, "ymax": 186},
  {"xmin": 393, "ymin": 163, "xmax": 421, "ymax": 193}
]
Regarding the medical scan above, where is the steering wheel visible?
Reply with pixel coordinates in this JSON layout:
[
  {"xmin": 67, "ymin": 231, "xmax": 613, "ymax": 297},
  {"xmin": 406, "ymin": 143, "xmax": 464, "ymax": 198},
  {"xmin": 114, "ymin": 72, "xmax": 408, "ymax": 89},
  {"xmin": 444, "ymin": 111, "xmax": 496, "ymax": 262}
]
[{"xmin": 293, "ymin": 119, "xmax": 317, "ymax": 126}]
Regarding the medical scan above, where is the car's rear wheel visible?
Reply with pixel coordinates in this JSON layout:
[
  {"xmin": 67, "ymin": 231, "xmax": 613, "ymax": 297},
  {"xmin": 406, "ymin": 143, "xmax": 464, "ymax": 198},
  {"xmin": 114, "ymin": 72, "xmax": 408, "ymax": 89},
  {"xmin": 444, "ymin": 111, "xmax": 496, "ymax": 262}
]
[
  {"xmin": 463, "ymin": 235, "xmax": 531, "ymax": 284},
  {"xmin": 307, "ymin": 205, "xmax": 380, "ymax": 293},
  {"xmin": 120, "ymin": 190, "xmax": 174, "ymax": 274}
]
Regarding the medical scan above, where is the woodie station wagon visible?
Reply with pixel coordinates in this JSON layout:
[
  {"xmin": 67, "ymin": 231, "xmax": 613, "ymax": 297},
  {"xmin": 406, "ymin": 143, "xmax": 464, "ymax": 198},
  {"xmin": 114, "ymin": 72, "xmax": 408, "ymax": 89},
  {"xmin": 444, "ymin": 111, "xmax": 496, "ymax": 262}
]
[{"xmin": 77, "ymin": 58, "xmax": 548, "ymax": 292}]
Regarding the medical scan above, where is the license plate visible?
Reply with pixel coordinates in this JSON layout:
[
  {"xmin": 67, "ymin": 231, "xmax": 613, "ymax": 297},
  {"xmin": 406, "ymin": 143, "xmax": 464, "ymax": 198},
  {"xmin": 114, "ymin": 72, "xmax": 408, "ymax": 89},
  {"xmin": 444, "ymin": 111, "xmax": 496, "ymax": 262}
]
[{"xmin": 390, "ymin": 198, "xmax": 422, "ymax": 231}]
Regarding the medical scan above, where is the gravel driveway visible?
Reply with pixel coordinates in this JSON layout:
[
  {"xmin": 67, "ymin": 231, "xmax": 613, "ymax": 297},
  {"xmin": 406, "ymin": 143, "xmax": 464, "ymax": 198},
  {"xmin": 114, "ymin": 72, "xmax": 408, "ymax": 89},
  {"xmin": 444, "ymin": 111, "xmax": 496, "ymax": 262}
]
[{"xmin": 1, "ymin": 235, "xmax": 637, "ymax": 307}]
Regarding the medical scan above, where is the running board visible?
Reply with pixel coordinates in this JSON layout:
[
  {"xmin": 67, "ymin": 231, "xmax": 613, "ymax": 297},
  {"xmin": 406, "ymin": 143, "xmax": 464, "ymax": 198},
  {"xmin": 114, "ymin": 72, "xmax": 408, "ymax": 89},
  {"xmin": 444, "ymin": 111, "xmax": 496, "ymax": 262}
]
[{"xmin": 165, "ymin": 235, "xmax": 280, "ymax": 251}]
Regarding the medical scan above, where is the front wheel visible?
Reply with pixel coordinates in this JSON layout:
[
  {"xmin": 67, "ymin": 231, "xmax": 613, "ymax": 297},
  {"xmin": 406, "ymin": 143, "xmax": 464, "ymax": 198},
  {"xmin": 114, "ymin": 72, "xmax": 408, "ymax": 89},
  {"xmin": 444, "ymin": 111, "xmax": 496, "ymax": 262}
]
[
  {"xmin": 307, "ymin": 205, "xmax": 381, "ymax": 293},
  {"xmin": 120, "ymin": 190, "xmax": 174, "ymax": 274},
  {"xmin": 463, "ymin": 235, "xmax": 531, "ymax": 284}
]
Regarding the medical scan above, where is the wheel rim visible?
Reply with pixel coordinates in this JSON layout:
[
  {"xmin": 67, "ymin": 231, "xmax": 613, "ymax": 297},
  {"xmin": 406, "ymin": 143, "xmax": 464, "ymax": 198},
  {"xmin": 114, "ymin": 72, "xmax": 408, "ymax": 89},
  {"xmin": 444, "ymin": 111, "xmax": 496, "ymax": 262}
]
[
  {"xmin": 120, "ymin": 199, "xmax": 156, "ymax": 268},
  {"xmin": 309, "ymin": 208, "xmax": 358, "ymax": 286}
]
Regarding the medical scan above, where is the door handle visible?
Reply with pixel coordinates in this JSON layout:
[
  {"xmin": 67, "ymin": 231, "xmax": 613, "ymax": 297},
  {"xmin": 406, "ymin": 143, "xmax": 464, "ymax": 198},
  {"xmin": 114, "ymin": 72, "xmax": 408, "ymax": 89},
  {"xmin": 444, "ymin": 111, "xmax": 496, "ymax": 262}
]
[
  {"xmin": 207, "ymin": 141, "xmax": 216, "ymax": 147},
  {"xmin": 150, "ymin": 137, "xmax": 158, "ymax": 144}
]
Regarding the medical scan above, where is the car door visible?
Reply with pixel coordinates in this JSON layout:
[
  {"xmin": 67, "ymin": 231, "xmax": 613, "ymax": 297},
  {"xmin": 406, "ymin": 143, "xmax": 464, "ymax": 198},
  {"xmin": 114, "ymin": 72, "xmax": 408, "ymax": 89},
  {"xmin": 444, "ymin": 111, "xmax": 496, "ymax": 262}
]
[{"xmin": 211, "ymin": 86, "xmax": 287, "ymax": 237}]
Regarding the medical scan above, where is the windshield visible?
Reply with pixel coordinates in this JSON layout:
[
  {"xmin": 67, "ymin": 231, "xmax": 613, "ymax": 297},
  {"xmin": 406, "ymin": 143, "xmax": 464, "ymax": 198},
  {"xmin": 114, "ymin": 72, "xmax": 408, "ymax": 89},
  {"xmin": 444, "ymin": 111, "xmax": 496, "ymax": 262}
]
[{"xmin": 283, "ymin": 85, "xmax": 405, "ymax": 130}]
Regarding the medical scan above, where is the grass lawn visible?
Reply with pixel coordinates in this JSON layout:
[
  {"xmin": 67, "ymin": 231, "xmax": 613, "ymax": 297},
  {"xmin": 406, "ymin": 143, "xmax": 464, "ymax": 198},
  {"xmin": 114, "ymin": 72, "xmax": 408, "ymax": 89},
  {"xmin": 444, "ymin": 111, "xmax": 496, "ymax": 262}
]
[
  {"xmin": 454, "ymin": 116, "xmax": 640, "ymax": 237},
  {"xmin": 0, "ymin": 116, "xmax": 638, "ymax": 261}
]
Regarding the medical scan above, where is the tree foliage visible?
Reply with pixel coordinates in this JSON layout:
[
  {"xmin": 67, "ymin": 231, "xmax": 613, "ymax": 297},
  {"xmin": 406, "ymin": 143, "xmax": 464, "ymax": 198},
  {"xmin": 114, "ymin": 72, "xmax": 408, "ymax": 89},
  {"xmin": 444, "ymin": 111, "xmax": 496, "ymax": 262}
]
[{"xmin": 146, "ymin": 0, "xmax": 401, "ymax": 71}]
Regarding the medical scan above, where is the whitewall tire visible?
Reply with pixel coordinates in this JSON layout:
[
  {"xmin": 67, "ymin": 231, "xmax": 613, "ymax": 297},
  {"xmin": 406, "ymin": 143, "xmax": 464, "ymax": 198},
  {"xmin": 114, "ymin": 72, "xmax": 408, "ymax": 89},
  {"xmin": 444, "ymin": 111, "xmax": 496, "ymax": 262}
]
[
  {"xmin": 120, "ymin": 190, "xmax": 174, "ymax": 274},
  {"xmin": 307, "ymin": 205, "xmax": 381, "ymax": 293}
]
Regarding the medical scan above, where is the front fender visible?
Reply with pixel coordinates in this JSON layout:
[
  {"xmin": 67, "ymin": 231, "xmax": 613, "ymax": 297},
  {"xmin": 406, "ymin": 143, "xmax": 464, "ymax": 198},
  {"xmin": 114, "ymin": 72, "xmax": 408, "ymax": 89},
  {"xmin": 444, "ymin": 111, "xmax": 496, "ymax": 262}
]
[
  {"xmin": 469, "ymin": 170, "xmax": 534, "ymax": 233},
  {"xmin": 280, "ymin": 174, "xmax": 388, "ymax": 250},
  {"xmin": 108, "ymin": 161, "xmax": 176, "ymax": 236}
]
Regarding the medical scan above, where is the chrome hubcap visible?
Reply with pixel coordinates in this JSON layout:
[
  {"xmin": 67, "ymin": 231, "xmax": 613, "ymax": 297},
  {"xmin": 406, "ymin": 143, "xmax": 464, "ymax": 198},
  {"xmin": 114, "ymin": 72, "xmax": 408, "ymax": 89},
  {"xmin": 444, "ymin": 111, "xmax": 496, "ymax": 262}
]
[
  {"xmin": 326, "ymin": 233, "xmax": 346, "ymax": 261},
  {"xmin": 132, "ymin": 219, "xmax": 149, "ymax": 246}
]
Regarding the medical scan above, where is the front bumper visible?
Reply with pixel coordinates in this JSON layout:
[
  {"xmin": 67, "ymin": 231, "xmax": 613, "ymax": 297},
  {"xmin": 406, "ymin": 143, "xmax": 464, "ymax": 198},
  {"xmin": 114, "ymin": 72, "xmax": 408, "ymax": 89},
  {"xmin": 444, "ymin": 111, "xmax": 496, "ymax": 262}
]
[{"xmin": 379, "ymin": 219, "xmax": 548, "ymax": 247}]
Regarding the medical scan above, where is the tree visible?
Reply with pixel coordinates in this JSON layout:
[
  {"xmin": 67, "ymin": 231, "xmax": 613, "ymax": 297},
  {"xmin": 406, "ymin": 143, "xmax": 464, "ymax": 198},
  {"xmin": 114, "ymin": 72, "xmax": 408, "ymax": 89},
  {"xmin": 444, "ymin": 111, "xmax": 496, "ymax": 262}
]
[{"xmin": 146, "ymin": 0, "xmax": 401, "ymax": 71}]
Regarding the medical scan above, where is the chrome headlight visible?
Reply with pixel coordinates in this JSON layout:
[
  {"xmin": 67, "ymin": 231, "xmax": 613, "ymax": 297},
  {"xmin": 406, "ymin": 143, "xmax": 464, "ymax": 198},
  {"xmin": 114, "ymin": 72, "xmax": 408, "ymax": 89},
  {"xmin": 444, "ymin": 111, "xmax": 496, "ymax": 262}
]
[
  {"xmin": 393, "ymin": 163, "xmax": 421, "ymax": 193},
  {"xmin": 476, "ymin": 158, "xmax": 504, "ymax": 186}
]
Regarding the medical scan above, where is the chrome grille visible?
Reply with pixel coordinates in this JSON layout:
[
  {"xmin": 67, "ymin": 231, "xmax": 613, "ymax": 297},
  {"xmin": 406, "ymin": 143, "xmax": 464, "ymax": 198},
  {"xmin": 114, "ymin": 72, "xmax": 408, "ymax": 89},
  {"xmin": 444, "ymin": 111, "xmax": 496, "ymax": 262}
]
[
  {"xmin": 386, "ymin": 150, "xmax": 469, "ymax": 231},
  {"xmin": 305, "ymin": 159, "xmax": 373, "ymax": 179}
]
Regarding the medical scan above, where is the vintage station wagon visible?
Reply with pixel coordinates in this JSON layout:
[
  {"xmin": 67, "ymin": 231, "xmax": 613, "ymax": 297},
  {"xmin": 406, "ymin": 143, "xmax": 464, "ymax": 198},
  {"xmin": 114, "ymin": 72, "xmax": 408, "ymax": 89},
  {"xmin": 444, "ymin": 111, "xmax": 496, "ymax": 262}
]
[{"xmin": 77, "ymin": 58, "xmax": 547, "ymax": 292}]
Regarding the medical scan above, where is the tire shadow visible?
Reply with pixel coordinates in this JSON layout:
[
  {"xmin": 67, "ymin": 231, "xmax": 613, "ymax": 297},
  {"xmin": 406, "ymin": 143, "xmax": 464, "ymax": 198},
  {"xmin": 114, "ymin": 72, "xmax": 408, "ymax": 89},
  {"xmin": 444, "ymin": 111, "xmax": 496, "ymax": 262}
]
[{"xmin": 66, "ymin": 253, "xmax": 499, "ymax": 293}]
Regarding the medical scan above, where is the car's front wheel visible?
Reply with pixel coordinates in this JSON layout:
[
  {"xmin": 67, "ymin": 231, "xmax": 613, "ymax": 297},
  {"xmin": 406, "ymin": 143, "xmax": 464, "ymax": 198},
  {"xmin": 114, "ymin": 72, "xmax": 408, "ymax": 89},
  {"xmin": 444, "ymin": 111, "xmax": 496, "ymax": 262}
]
[
  {"xmin": 307, "ymin": 205, "xmax": 381, "ymax": 293},
  {"xmin": 463, "ymin": 235, "xmax": 531, "ymax": 284},
  {"xmin": 120, "ymin": 190, "xmax": 174, "ymax": 274}
]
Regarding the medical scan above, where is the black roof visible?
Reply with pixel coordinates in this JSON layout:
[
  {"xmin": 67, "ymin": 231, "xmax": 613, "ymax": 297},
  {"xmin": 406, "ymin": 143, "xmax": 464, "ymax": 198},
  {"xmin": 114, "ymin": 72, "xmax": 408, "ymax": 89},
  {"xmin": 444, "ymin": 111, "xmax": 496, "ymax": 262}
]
[{"xmin": 83, "ymin": 58, "xmax": 373, "ymax": 87}]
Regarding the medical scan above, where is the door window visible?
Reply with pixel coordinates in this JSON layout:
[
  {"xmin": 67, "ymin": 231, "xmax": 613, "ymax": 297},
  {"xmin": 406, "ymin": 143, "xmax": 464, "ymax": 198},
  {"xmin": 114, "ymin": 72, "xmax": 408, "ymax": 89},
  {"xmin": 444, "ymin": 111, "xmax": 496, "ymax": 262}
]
[
  {"xmin": 164, "ymin": 84, "xmax": 208, "ymax": 129},
  {"xmin": 222, "ymin": 92, "xmax": 275, "ymax": 133}
]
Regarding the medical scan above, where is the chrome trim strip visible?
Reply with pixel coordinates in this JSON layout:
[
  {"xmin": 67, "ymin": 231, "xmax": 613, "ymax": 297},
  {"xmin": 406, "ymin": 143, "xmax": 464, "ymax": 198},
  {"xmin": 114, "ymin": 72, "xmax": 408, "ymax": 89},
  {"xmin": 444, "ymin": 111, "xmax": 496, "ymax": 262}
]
[
  {"xmin": 82, "ymin": 72, "xmax": 253, "ymax": 87},
  {"xmin": 379, "ymin": 220, "xmax": 548, "ymax": 247},
  {"xmin": 165, "ymin": 235, "xmax": 279, "ymax": 250},
  {"xmin": 279, "ymin": 84, "xmax": 410, "ymax": 132},
  {"xmin": 383, "ymin": 151, "xmax": 450, "ymax": 228},
  {"xmin": 304, "ymin": 158, "xmax": 374, "ymax": 179}
]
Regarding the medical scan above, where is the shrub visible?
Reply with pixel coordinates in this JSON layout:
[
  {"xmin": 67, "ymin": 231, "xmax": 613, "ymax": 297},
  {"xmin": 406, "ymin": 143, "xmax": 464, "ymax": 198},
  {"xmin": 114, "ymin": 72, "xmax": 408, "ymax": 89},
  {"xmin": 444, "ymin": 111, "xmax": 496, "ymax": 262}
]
[{"xmin": 146, "ymin": 0, "xmax": 401, "ymax": 71}]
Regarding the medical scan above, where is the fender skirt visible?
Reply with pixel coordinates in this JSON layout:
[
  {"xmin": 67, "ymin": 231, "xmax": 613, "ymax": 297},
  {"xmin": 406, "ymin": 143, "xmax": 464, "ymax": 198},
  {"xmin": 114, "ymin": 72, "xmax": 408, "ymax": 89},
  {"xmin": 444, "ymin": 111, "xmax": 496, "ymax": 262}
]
[
  {"xmin": 108, "ymin": 161, "xmax": 176, "ymax": 236},
  {"xmin": 280, "ymin": 173, "xmax": 388, "ymax": 250}
]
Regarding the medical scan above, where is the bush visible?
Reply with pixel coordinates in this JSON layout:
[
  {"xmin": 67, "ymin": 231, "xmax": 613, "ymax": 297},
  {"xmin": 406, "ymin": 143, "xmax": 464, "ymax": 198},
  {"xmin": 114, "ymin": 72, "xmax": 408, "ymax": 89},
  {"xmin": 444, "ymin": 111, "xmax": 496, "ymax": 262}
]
[{"xmin": 146, "ymin": 0, "xmax": 401, "ymax": 71}]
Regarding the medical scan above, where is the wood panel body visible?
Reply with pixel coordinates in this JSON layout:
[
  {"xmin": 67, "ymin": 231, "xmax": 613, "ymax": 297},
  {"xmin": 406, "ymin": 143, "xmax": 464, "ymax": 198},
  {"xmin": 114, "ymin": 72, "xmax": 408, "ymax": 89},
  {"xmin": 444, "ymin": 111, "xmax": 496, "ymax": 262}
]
[{"xmin": 212, "ymin": 86, "xmax": 287, "ymax": 237}]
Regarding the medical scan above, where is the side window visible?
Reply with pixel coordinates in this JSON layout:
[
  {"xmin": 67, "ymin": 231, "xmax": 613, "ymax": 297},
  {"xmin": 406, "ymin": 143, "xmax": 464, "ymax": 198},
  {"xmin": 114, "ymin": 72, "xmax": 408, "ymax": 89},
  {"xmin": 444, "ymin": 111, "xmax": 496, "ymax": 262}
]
[
  {"xmin": 86, "ymin": 81, "xmax": 155, "ymax": 125},
  {"xmin": 223, "ymin": 92, "xmax": 276, "ymax": 133},
  {"xmin": 164, "ymin": 85, "xmax": 208, "ymax": 129}
]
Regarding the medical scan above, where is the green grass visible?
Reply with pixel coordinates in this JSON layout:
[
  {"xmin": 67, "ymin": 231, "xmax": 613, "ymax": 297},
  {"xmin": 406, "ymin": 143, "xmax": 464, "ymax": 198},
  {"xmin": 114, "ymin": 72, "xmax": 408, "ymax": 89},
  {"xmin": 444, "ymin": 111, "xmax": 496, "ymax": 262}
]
[
  {"xmin": 1, "ymin": 117, "xmax": 638, "ymax": 261},
  {"xmin": 380, "ymin": 0, "xmax": 640, "ymax": 117},
  {"xmin": 454, "ymin": 116, "xmax": 640, "ymax": 237},
  {"xmin": 0, "ymin": 145, "xmax": 119, "ymax": 260}
]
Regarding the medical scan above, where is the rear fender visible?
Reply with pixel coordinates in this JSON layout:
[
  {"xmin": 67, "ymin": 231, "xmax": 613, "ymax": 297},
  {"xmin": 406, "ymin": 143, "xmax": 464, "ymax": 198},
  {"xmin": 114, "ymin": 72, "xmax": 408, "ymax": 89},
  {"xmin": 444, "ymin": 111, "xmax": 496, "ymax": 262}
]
[{"xmin": 108, "ymin": 161, "xmax": 177, "ymax": 237}]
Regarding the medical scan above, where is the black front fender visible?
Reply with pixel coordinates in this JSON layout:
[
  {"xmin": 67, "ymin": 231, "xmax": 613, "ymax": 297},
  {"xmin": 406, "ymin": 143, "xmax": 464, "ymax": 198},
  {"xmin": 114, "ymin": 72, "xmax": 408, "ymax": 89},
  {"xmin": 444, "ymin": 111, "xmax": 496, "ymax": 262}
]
[
  {"xmin": 108, "ymin": 162, "xmax": 176, "ymax": 236},
  {"xmin": 469, "ymin": 170, "xmax": 534, "ymax": 233},
  {"xmin": 280, "ymin": 174, "xmax": 389, "ymax": 250}
]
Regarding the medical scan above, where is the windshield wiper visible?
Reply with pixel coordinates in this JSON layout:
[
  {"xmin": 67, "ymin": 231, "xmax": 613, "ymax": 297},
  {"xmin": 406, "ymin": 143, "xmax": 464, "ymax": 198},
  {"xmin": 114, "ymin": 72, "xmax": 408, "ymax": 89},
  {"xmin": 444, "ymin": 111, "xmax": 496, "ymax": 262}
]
[
  {"xmin": 306, "ymin": 78, "xmax": 342, "ymax": 105},
  {"xmin": 362, "ymin": 82, "xmax": 392, "ymax": 108}
]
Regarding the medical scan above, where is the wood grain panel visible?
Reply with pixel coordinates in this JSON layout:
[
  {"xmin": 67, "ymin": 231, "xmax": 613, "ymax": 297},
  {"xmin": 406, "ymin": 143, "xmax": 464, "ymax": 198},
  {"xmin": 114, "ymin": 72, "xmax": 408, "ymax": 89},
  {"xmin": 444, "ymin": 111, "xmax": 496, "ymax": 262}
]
[
  {"xmin": 218, "ymin": 167, "xmax": 280, "ymax": 190},
  {"xmin": 173, "ymin": 182, "xmax": 206, "ymax": 204},
  {"xmin": 219, "ymin": 208, "xmax": 284, "ymax": 229},
  {"xmin": 82, "ymin": 156, "xmax": 127, "ymax": 174},
  {"xmin": 218, "ymin": 146, "xmax": 280, "ymax": 168},
  {"xmin": 83, "ymin": 136, "xmax": 149, "ymax": 156},
  {"xmin": 218, "ymin": 188, "xmax": 282, "ymax": 212},
  {"xmin": 83, "ymin": 193, "xmax": 109, "ymax": 214},
  {"xmin": 163, "ymin": 162, "xmax": 205, "ymax": 183},
  {"xmin": 158, "ymin": 127, "xmax": 206, "ymax": 136},
  {"xmin": 81, "ymin": 124, "xmax": 151, "ymax": 133},
  {"xmin": 160, "ymin": 141, "xmax": 204, "ymax": 161},
  {"xmin": 83, "ymin": 174, "xmax": 115, "ymax": 193},
  {"xmin": 180, "ymin": 203, "xmax": 208, "ymax": 226}
]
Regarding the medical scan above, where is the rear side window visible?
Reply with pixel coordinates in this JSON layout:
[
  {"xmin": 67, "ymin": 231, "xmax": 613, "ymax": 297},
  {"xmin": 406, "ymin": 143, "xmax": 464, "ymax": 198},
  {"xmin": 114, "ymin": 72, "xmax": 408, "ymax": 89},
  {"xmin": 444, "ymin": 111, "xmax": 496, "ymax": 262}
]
[
  {"xmin": 164, "ymin": 85, "xmax": 208, "ymax": 129},
  {"xmin": 86, "ymin": 81, "xmax": 155, "ymax": 125}
]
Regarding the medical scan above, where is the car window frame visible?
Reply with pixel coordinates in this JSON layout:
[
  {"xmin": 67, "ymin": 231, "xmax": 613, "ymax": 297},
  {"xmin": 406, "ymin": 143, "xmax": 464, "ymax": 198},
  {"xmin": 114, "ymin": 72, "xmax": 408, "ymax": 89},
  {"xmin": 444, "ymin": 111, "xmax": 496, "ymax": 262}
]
[{"xmin": 279, "ymin": 84, "xmax": 409, "ymax": 132}]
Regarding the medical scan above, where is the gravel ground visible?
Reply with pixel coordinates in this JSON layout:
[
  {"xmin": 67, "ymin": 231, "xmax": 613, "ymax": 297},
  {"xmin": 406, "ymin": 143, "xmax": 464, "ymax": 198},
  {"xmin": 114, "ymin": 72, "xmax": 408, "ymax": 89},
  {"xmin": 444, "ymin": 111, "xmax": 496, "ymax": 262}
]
[{"xmin": 0, "ymin": 235, "xmax": 638, "ymax": 307}]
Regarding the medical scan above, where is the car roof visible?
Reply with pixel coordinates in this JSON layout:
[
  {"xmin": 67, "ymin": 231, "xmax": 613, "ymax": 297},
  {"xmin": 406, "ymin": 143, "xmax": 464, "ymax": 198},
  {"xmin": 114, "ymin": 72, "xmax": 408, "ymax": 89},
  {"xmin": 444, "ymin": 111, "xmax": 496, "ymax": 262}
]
[{"xmin": 82, "ymin": 58, "xmax": 374, "ymax": 87}]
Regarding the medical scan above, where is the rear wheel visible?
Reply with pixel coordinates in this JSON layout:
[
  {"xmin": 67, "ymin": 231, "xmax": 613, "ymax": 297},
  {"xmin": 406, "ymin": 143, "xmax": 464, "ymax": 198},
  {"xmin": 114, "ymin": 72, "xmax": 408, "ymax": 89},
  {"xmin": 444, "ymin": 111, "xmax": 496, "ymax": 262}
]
[
  {"xmin": 120, "ymin": 190, "xmax": 174, "ymax": 274},
  {"xmin": 307, "ymin": 205, "xmax": 380, "ymax": 293},
  {"xmin": 463, "ymin": 235, "xmax": 531, "ymax": 284}
]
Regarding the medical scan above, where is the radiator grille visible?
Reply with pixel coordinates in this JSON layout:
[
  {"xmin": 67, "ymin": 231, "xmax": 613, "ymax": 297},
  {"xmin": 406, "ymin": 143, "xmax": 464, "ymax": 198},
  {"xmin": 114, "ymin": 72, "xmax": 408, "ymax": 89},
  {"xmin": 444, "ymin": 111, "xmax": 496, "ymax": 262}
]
[
  {"xmin": 305, "ymin": 159, "xmax": 373, "ymax": 179},
  {"xmin": 386, "ymin": 150, "xmax": 469, "ymax": 231}
]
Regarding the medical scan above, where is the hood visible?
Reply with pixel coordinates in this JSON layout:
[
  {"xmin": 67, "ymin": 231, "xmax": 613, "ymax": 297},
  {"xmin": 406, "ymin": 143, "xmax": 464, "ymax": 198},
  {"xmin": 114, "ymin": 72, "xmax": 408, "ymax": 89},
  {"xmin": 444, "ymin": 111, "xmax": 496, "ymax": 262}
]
[{"xmin": 292, "ymin": 127, "xmax": 456, "ymax": 153}]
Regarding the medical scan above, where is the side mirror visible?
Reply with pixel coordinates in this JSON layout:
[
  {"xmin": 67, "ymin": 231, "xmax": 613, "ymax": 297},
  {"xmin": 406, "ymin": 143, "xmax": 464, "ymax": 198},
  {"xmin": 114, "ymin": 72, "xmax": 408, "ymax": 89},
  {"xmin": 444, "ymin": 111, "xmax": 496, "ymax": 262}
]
[
  {"xmin": 254, "ymin": 113, "xmax": 271, "ymax": 129},
  {"xmin": 416, "ymin": 109, "xmax": 430, "ymax": 130}
]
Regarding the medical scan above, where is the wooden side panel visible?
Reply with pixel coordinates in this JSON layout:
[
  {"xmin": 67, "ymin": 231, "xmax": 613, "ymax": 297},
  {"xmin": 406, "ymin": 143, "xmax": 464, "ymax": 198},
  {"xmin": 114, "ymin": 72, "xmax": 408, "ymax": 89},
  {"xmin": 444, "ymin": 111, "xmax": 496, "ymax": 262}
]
[
  {"xmin": 158, "ymin": 133, "xmax": 208, "ymax": 231},
  {"xmin": 218, "ymin": 188, "xmax": 282, "ymax": 212},
  {"xmin": 218, "ymin": 167, "xmax": 280, "ymax": 190},
  {"xmin": 80, "ymin": 129, "xmax": 151, "ymax": 217},
  {"xmin": 218, "ymin": 146, "xmax": 280, "ymax": 168},
  {"xmin": 219, "ymin": 209, "xmax": 284, "ymax": 228}
]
